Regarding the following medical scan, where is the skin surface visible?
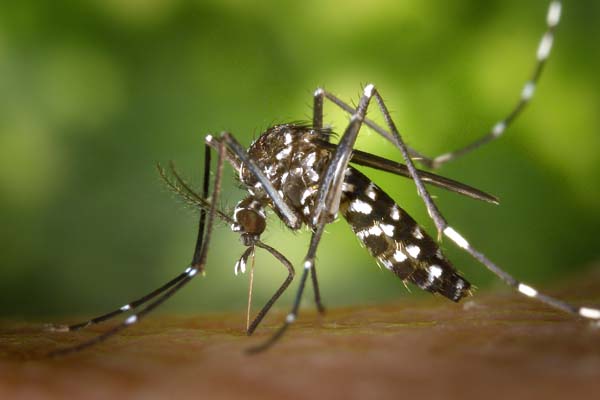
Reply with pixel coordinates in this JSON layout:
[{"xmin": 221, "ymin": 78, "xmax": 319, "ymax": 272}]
[{"xmin": 1, "ymin": 269, "xmax": 599, "ymax": 400}]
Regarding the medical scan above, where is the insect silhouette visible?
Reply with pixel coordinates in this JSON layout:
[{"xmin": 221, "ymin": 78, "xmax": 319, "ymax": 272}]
[{"xmin": 47, "ymin": 1, "xmax": 599, "ymax": 356}]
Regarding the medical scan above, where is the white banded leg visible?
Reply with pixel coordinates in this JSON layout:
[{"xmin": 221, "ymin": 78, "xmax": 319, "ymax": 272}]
[
  {"xmin": 318, "ymin": 1, "xmax": 562, "ymax": 170},
  {"xmin": 45, "ymin": 267, "xmax": 192, "ymax": 333},
  {"xmin": 442, "ymin": 226, "xmax": 600, "ymax": 320},
  {"xmin": 249, "ymin": 84, "xmax": 377, "ymax": 353},
  {"xmin": 47, "ymin": 135, "xmax": 227, "ymax": 357},
  {"xmin": 429, "ymin": 1, "xmax": 562, "ymax": 168},
  {"xmin": 335, "ymin": 82, "xmax": 599, "ymax": 323}
]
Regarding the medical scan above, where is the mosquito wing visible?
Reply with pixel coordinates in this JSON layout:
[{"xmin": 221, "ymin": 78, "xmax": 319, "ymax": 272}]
[{"xmin": 316, "ymin": 140, "xmax": 498, "ymax": 205}]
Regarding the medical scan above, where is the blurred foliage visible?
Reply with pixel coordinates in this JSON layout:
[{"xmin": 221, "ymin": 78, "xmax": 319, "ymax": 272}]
[{"xmin": 0, "ymin": 0, "xmax": 598, "ymax": 318}]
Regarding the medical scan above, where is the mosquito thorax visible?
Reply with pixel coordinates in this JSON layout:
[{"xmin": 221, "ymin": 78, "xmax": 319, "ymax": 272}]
[{"xmin": 239, "ymin": 124, "xmax": 333, "ymax": 230}]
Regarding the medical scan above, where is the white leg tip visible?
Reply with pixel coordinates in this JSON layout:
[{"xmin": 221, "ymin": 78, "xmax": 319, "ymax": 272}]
[
  {"xmin": 492, "ymin": 121, "xmax": 506, "ymax": 138},
  {"xmin": 363, "ymin": 83, "xmax": 375, "ymax": 97},
  {"xmin": 443, "ymin": 227, "xmax": 469, "ymax": 249},
  {"xmin": 286, "ymin": 313, "xmax": 296, "ymax": 323},
  {"xmin": 124, "ymin": 315, "xmax": 138, "ymax": 325},
  {"xmin": 521, "ymin": 82, "xmax": 536, "ymax": 101},
  {"xmin": 518, "ymin": 283, "xmax": 538, "ymax": 298},
  {"xmin": 537, "ymin": 32, "xmax": 554, "ymax": 60},
  {"xmin": 579, "ymin": 307, "xmax": 600, "ymax": 319},
  {"xmin": 547, "ymin": 1, "xmax": 562, "ymax": 27}
]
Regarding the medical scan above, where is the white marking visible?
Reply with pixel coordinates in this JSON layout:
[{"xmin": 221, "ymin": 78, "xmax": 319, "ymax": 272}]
[
  {"xmin": 444, "ymin": 227, "xmax": 469, "ymax": 249},
  {"xmin": 380, "ymin": 258, "xmax": 394, "ymax": 270},
  {"xmin": 204, "ymin": 134, "xmax": 214, "ymax": 144},
  {"xmin": 254, "ymin": 181, "xmax": 262, "ymax": 189},
  {"xmin": 349, "ymin": 199, "xmax": 373, "ymax": 214},
  {"xmin": 286, "ymin": 313, "xmax": 296, "ymax": 323},
  {"xmin": 265, "ymin": 165, "xmax": 276, "ymax": 177},
  {"xmin": 124, "ymin": 315, "xmax": 138, "ymax": 325},
  {"xmin": 184, "ymin": 266, "xmax": 192, "ymax": 274},
  {"xmin": 276, "ymin": 146, "xmax": 292, "ymax": 160},
  {"xmin": 304, "ymin": 260, "xmax": 313, "ymax": 270},
  {"xmin": 455, "ymin": 279, "xmax": 465, "ymax": 291},
  {"xmin": 278, "ymin": 190, "xmax": 284, "ymax": 199},
  {"xmin": 307, "ymin": 168, "xmax": 320, "ymax": 182},
  {"xmin": 390, "ymin": 205, "xmax": 400, "ymax": 221},
  {"xmin": 579, "ymin": 307, "xmax": 600, "ymax": 319},
  {"xmin": 344, "ymin": 168, "xmax": 353, "ymax": 177},
  {"xmin": 413, "ymin": 227, "xmax": 424, "ymax": 239},
  {"xmin": 188, "ymin": 268, "xmax": 198, "ymax": 277},
  {"xmin": 303, "ymin": 205, "xmax": 311, "ymax": 215},
  {"xmin": 280, "ymin": 172, "xmax": 289, "ymax": 184},
  {"xmin": 120, "ymin": 304, "xmax": 131, "ymax": 312},
  {"xmin": 521, "ymin": 82, "xmax": 535, "ymax": 101},
  {"xmin": 433, "ymin": 153, "xmax": 452, "ymax": 165},
  {"xmin": 380, "ymin": 223, "xmax": 395, "ymax": 237},
  {"xmin": 406, "ymin": 244, "xmax": 421, "ymax": 258},
  {"xmin": 366, "ymin": 184, "xmax": 377, "ymax": 200},
  {"xmin": 284, "ymin": 133, "xmax": 293, "ymax": 145},
  {"xmin": 393, "ymin": 250, "xmax": 407, "ymax": 263},
  {"xmin": 363, "ymin": 83, "xmax": 375, "ymax": 97},
  {"xmin": 537, "ymin": 32, "xmax": 554, "ymax": 60},
  {"xmin": 367, "ymin": 226, "xmax": 383, "ymax": 236},
  {"xmin": 239, "ymin": 258, "xmax": 246, "ymax": 274},
  {"xmin": 491, "ymin": 121, "xmax": 506, "ymax": 137},
  {"xmin": 234, "ymin": 260, "xmax": 240, "ymax": 276},
  {"xmin": 429, "ymin": 265, "xmax": 443, "ymax": 279},
  {"xmin": 293, "ymin": 167, "xmax": 303, "ymax": 175},
  {"xmin": 518, "ymin": 283, "xmax": 538, "ymax": 298},
  {"xmin": 547, "ymin": 1, "xmax": 562, "ymax": 27},
  {"xmin": 314, "ymin": 87, "xmax": 324, "ymax": 96},
  {"xmin": 305, "ymin": 152, "xmax": 316, "ymax": 167},
  {"xmin": 301, "ymin": 188, "xmax": 316, "ymax": 205},
  {"xmin": 342, "ymin": 182, "xmax": 355, "ymax": 192}
]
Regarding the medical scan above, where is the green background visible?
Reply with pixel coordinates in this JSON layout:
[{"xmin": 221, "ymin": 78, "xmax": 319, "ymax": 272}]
[{"xmin": 1, "ymin": 0, "xmax": 598, "ymax": 319}]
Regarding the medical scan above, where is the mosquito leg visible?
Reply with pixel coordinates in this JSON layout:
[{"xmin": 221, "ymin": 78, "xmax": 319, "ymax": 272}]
[
  {"xmin": 321, "ymin": 1, "xmax": 562, "ymax": 170},
  {"xmin": 310, "ymin": 264, "xmax": 326, "ymax": 314},
  {"xmin": 246, "ymin": 242, "xmax": 295, "ymax": 335},
  {"xmin": 246, "ymin": 224, "xmax": 325, "ymax": 353},
  {"xmin": 247, "ymin": 86, "xmax": 378, "ymax": 352},
  {"xmin": 191, "ymin": 140, "xmax": 212, "ymax": 265},
  {"xmin": 358, "ymin": 83, "xmax": 599, "ymax": 322},
  {"xmin": 442, "ymin": 227, "xmax": 600, "ymax": 321},
  {"xmin": 47, "ymin": 136, "xmax": 227, "ymax": 357},
  {"xmin": 46, "ymin": 269, "xmax": 191, "ymax": 333},
  {"xmin": 313, "ymin": 87, "xmax": 324, "ymax": 131},
  {"xmin": 426, "ymin": 1, "xmax": 562, "ymax": 168}
]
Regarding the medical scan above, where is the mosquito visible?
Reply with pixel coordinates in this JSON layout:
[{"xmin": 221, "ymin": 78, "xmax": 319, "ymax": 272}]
[{"xmin": 47, "ymin": 0, "xmax": 599, "ymax": 357}]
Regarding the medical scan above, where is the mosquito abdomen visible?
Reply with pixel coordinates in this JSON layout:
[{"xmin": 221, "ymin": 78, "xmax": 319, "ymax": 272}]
[{"xmin": 340, "ymin": 166, "xmax": 471, "ymax": 302}]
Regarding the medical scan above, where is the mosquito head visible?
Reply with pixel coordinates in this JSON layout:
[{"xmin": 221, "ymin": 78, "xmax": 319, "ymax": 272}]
[{"xmin": 232, "ymin": 197, "xmax": 267, "ymax": 246}]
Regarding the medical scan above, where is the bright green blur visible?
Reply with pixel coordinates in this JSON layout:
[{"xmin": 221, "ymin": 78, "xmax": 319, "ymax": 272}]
[{"xmin": 1, "ymin": 0, "xmax": 599, "ymax": 318}]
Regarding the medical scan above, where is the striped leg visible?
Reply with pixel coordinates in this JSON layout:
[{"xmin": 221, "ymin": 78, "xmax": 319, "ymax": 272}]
[
  {"xmin": 248, "ymin": 85, "xmax": 378, "ymax": 353},
  {"xmin": 47, "ymin": 136, "xmax": 227, "ymax": 357},
  {"xmin": 246, "ymin": 242, "xmax": 295, "ymax": 335},
  {"xmin": 318, "ymin": 1, "xmax": 562, "ymax": 170},
  {"xmin": 47, "ymin": 143, "xmax": 215, "ymax": 334},
  {"xmin": 351, "ymin": 82, "xmax": 600, "ymax": 322}
]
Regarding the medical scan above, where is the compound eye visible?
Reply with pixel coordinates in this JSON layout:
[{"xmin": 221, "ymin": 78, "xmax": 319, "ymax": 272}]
[{"xmin": 235, "ymin": 209, "xmax": 266, "ymax": 236}]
